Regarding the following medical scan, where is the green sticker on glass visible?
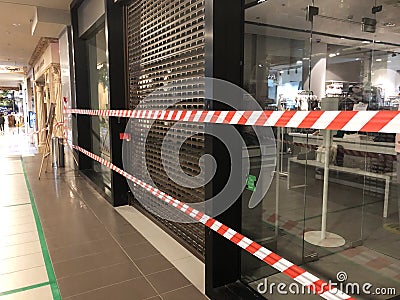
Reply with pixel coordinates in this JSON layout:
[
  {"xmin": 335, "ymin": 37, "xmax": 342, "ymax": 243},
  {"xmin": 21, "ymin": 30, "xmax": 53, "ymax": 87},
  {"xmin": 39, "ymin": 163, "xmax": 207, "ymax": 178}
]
[{"xmin": 246, "ymin": 174, "xmax": 257, "ymax": 192}]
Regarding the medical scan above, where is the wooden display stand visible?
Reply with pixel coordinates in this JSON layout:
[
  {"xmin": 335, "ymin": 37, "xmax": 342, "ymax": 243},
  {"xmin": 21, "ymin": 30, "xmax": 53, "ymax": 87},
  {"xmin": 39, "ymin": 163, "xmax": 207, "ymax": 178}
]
[{"xmin": 38, "ymin": 103, "xmax": 56, "ymax": 180}]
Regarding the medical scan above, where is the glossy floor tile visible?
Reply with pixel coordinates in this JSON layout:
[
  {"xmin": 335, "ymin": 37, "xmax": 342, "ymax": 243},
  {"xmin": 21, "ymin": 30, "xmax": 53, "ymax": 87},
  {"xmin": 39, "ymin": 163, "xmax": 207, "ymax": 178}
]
[
  {"xmin": 0, "ymin": 285, "xmax": 53, "ymax": 300},
  {"xmin": 116, "ymin": 205, "xmax": 206, "ymax": 294},
  {"xmin": 0, "ymin": 142, "xmax": 55, "ymax": 299},
  {"xmin": 1, "ymin": 132, "xmax": 208, "ymax": 300}
]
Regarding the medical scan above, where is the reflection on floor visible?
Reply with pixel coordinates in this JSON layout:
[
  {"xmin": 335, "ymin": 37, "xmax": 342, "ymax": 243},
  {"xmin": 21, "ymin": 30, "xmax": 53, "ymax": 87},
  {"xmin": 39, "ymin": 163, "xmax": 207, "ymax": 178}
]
[
  {"xmin": 0, "ymin": 127, "xmax": 36, "ymax": 157},
  {"xmin": 0, "ymin": 135, "xmax": 56, "ymax": 299},
  {"xmin": 0, "ymin": 131, "xmax": 208, "ymax": 300}
]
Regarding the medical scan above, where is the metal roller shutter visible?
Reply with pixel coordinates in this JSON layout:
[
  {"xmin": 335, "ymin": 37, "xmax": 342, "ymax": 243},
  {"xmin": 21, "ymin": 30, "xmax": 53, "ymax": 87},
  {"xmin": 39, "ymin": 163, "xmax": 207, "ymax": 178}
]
[{"xmin": 126, "ymin": 0, "xmax": 206, "ymax": 259}]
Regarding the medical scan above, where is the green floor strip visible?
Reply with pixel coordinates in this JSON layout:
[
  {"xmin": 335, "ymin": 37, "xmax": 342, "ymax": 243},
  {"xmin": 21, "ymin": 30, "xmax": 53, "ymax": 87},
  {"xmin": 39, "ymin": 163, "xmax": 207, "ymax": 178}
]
[
  {"xmin": 0, "ymin": 282, "xmax": 50, "ymax": 297},
  {"xmin": 21, "ymin": 158, "xmax": 62, "ymax": 300}
]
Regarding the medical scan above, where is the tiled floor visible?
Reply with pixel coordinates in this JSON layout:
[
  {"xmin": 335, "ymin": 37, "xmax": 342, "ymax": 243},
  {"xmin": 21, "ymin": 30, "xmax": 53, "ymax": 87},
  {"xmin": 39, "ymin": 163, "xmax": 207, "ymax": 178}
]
[
  {"xmin": 23, "ymin": 164, "xmax": 208, "ymax": 299},
  {"xmin": 0, "ymin": 131, "xmax": 208, "ymax": 300},
  {"xmin": 0, "ymin": 142, "xmax": 57, "ymax": 298},
  {"xmin": 116, "ymin": 206, "xmax": 205, "ymax": 293}
]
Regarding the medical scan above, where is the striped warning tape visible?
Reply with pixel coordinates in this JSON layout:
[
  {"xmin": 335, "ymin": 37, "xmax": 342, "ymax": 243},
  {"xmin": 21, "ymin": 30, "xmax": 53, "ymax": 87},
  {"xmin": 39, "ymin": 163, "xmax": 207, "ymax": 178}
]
[
  {"xmin": 66, "ymin": 109, "xmax": 400, "ymax": 133},
  {"xmin": 71, "ymin": 144, "xmax": 355, "ymax": 300},
  {"xmin": 31, "ymin": 122, "xmax": 64, "ymax": 136},
  {"xmin": 31, "ymin": 127, "xmax": 48, "ymax": 135}
]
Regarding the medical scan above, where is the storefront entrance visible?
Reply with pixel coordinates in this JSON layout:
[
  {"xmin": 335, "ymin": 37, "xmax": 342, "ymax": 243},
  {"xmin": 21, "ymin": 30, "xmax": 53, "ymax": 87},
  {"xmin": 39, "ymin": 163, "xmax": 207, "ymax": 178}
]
[{"xmin": 241, "ymin": 1, "xmax": 400, "ymax": 298}]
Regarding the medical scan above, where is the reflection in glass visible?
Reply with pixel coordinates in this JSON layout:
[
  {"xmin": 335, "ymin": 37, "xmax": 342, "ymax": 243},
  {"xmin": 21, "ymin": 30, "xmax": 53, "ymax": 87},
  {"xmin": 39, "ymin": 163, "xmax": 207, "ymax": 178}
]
[
  {"xmin": 86, "ymin": 27, "xmax": 111, "ymax": 192},
  {"xmin": 242, "ymin": 1, "xmax": 400, "ymax": 298}
]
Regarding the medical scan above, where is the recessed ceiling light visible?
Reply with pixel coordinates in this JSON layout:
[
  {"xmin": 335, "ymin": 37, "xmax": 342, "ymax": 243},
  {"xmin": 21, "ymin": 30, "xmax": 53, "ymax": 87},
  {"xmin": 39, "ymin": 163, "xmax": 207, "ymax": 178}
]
[
  {"xmin": 387, "ymin": 60, "xmax": 392, "ymax": 63},
  {"xmin": 296, "ymin": 60, "xmax": 302, "ymax": 64},
  {"xmin": 329, "ymin": 53, "xmax": 337, "ymax": 58},
  {"xmin": 375, "ymin": 40, "xmax": 381, "ymax": 43},
  {"xmin": 362, "ymin": 41, "xmax": 371, "ymax": 44},
  {"xmin": 336, "ymin": 52, "xmax": 340, "ymax": 55},
  {"xmin": 340, "ymin": 37, "xmax": 345, "ymax": 40},
  {"xmin": 376, "ymin": 58, "xmax": 382, "ymax": 62}
]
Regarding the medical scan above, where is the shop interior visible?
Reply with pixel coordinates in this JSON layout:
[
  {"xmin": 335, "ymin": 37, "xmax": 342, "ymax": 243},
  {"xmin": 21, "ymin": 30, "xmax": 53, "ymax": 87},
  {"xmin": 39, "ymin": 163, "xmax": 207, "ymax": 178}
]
[{"xmin": 242, "ymin": 0, "xmax": 400, "ymax": 298}]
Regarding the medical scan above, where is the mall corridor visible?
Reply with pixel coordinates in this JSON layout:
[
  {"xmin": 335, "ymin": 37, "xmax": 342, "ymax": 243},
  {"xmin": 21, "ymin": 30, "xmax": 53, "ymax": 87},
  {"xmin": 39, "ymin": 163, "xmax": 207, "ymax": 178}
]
[
  {"xmin": 1, "ymin": 0, "xmax": 400, "ymax": 299},
  {"xmin": 0, "ymin": 132, "xmax": 207, "ymax": 299}
]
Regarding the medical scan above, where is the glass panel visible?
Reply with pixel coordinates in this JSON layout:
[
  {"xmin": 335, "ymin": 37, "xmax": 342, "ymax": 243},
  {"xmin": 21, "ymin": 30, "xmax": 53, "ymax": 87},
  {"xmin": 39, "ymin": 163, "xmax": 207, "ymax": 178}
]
[
  {"xmin": 242, "ymin": 0, "xmax": 313, "ymax": 286},
  {"xmin": 86, "ymin": 27, "xmax": 111, "ymax": 192},
  {"xmin": 243, "ymin": 0, "xmax": 400, "ymax": 298}
]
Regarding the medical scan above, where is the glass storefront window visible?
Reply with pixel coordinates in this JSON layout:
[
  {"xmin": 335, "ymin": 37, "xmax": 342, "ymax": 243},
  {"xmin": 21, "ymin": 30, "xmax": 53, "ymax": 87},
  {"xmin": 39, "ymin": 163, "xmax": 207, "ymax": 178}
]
[
  {"xmin": 243, "ymin": 1, "xmax": 400, "ymax": 298},
  {"xmin": 86, "ymin": 27, "xmax": 111, "ymax": 192}
]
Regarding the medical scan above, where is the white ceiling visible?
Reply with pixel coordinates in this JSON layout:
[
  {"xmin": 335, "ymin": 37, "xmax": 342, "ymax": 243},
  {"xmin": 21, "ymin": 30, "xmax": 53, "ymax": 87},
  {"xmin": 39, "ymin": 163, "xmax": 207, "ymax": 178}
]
[
  {"xmin": 0, "ymin": 0, "xmax": 72, "ymax": 87},
  {"xmin": 246, "ymin": 0, "xmax": 400, "ymax": 52}
]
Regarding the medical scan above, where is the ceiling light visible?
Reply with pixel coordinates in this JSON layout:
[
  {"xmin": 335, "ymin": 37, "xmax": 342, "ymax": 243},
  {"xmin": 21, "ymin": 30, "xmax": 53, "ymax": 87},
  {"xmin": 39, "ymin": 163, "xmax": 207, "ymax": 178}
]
[
  {"xmin": 355, "ymin": 58, "xmax": 361, "ymax": 61},
  {"xmin": 384, "ymin": 22, "xmax": 396, "ymax": 27},
  {"xmin": 387, "ymin": 60, "xmax": 392, "ymax": 63},
  {"xmin": 376, "ymin": 58, "xmax": 382, "ymax": 62},
  {"xmin": 340, "ymin": 37, "xmax": 345, "ymax": 40},
  {"xmin": 362, "ymin": 41, "xmax": 371, "ymax": 44},
  {"xmin": 12, "ymin": 23, "xmax": 21, "ymax": 27},
  {"xmin": 375, "ymin": 40, "xmax": 381, "ymax": 43},
  {"xmin": 329, "ymin": 53, "xmax": 337, "ymax": 58},
  {"xmin": 296, "ymin": 60, "xmax": 303, "ymax": 64},
  {"xmin": 336, "ymin": 52, "xmax": 340, "ymax": 55},
  {"xmin": 257, "ymin": 0, "xmax": 266, "ymax": 3},
  {"xmin": 279, "ymin": 71, "xmax": 284, "ymax": 74}
]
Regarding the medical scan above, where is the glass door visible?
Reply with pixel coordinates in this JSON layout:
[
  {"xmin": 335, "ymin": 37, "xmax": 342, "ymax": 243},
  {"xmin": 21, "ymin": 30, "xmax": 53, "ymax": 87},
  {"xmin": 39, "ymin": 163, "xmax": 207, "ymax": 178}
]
[
  {"xmin": 242, "ymin": 0, "xmax": 400, "ymax": 298},
  {"xmin": 241, "ymin": 0, "xmax": 314, "ymax": 288},
  {"xmin": 86, "ymin": 26, "xmax": 112, "ymax": 192}
]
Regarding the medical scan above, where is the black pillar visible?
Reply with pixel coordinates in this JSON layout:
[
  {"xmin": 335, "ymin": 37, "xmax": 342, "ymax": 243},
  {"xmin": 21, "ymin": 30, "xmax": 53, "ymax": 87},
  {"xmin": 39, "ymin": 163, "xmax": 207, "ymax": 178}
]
[
  {"xmin": 105, "ymin": 0, "xmax": 129, "ymax": 206},
  {"xmin": 204, "ymin": 0, "xmax": 253, "ymax": 298},
  {"xmin": 71, "ymin": 0, "xmax": 92, "ymax": 170}
]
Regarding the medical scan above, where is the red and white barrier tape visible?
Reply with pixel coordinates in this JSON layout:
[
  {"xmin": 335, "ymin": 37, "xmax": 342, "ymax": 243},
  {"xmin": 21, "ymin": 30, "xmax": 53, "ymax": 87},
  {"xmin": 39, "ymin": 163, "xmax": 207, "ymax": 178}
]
[
  {"xmin": 72, "ymin": 144, "xmax": 355, "ymax": 300},
  {"xmin": 31, "ymin": 122, "xmax": 64, "ymax": 136},
  {"xmin": 31, "ymin": 127, "xmax": 48, "ymax": 135},
  {"xmin": 66, "ymin": 109, "xmax": 400, "ymax": 133}
]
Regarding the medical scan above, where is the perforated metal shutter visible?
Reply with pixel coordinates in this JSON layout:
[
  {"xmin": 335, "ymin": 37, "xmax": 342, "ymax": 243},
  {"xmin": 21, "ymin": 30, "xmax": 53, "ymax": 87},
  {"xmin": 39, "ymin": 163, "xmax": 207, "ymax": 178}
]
[{"xmin": 126, "ymin": 0, "xmax": 206, "ymax": 258}]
